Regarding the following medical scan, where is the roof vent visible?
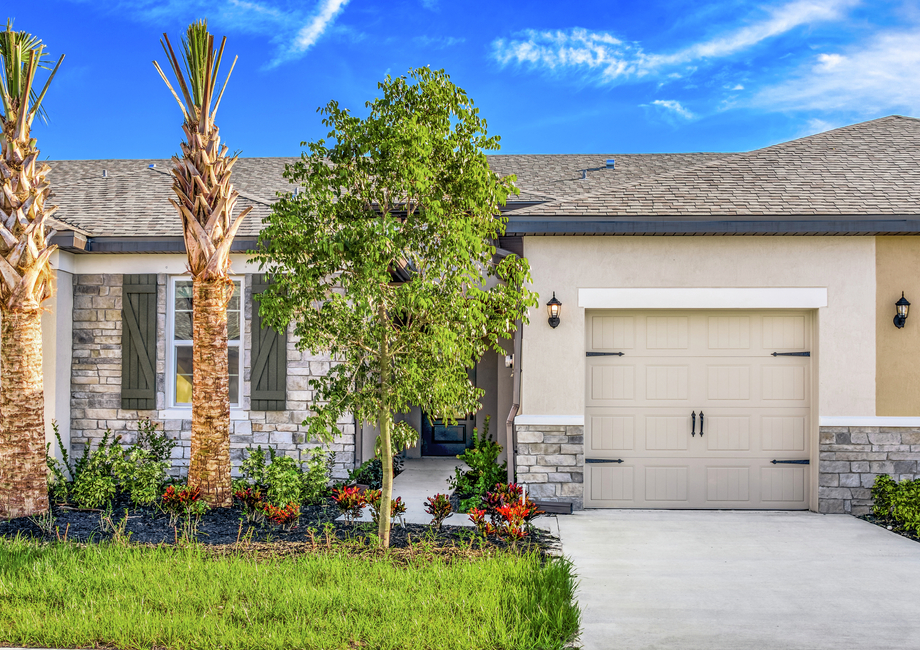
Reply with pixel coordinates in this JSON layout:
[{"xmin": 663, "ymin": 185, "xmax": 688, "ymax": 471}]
[
  {"xmin": 606, "ymin": 158, "xmax": 615, "ymax": 169},
  {"xmin": 102, "ymin": 169, "xmax": 107, "ymax": 178},
  {"xmin": 148, "ymin": 163, "xmax": 156, "ymax": 169},
  {"xmin": 581, "ymin": 169, "xmax": 587, "ymax": 180}
]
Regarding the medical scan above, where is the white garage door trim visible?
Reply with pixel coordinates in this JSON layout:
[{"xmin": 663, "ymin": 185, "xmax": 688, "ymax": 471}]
[{"xmin": 578, "ymin": 288, "xmax": 828, "ymax": 310}]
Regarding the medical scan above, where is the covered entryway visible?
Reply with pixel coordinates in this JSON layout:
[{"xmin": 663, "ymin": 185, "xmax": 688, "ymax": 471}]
[{"xmin": 584, "ymin": 310, "xmax": 813, "ymax": 508}]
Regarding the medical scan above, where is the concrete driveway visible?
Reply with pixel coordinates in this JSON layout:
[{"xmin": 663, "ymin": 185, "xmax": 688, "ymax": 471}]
[{"xmin": 556, "ymin": 510, "xmax": 920, "ymax": 649}]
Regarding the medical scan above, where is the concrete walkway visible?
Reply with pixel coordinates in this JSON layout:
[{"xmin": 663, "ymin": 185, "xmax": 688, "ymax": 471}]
[
  {"xmin": 341, "ymin": 457, "xmax": 472, "ymax": 526},
  {"xmin": 558, "ymin": 510, "xmax": 920, "ymax": 650}
]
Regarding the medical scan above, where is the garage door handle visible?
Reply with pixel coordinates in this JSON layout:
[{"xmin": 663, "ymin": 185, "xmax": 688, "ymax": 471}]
[
  {"xmin": 691, "ymin": 411, "xmax": 696, "ymax": 436},
  {"xmin": 586, "ymin": 458, "xmax": 625, "ymax": 463},
  {"xmin": 699, "ymin": 411, "xmax": 704, "ymax": 437},
  {"xmin": 771, "ymin": 351, "xmax": 810, "ymax": 357},
  {"xmin": 770, "ymin": 459, "xmax": 810, "ymax": 465},
  {"xmin": 586, "ymin": 351, "xmax": 625, "ymax": 357}
]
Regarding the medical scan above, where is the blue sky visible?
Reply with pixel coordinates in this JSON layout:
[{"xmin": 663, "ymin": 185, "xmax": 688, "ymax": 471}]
[{"xmin": 12, "ymin": 0, "xmax": 920, "ymax": 159}]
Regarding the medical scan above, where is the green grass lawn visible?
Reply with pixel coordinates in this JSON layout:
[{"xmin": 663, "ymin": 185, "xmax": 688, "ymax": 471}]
[{"xmin": 0, "ymin": 538, "xmax": 579, "ymax": 650}]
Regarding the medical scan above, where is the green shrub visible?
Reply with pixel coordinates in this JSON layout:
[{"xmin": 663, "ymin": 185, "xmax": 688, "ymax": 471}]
[
  {"xmin": 448, "ymin": 416, "xmax": 507, "ymax": 511},
  {"xmin": 45, "ymin": 420, "xmax": 175, "ymax": 510},
  {"xmin": 238, "ymin": 446, "xmax": 333, "ymax": 507},
  {"xmin": 871, "ymin": 474, "xmax": 920, "ymax": 536},
  {"xmin": 347, "ymin": 456, "xmax": 403, "ymax": 490}
]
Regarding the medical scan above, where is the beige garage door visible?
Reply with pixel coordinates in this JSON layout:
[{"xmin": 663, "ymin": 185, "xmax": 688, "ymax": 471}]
[{"xmin": 585, "ymin": 310, "xmax": 812, "ymax": 509}]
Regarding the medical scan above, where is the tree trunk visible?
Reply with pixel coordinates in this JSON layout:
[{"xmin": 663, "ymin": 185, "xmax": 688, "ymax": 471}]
[
  {"xmin": 377, "ymin": 303, "xmax": 393, "ymax": 549},
  {"xmin": 0, "ymin": 309, "xmax": 49, "ymax": 518},
  {"xmin": 188, "ymin": 277, "xmax": 232, "ymax": 507}
]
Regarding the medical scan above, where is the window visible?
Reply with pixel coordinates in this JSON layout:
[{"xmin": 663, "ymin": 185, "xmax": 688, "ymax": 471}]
[{"xmin": 169, "ymin": 277, "xmax": 242, "ymax": 407}]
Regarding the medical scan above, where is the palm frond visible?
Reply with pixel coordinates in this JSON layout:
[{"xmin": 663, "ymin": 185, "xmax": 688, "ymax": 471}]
[{"xmin": 0, "ymin": 19, "xmax": 62, "ymax": 125}]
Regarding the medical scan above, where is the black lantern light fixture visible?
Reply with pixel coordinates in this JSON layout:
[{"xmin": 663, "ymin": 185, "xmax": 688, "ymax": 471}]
[
  {"xmin": 895, "ymin": 292, "xmax": 910, "ymax": 329},
  {"xmin": 547, "ymin": 292, "xmax": 562, "ymax": 328}
]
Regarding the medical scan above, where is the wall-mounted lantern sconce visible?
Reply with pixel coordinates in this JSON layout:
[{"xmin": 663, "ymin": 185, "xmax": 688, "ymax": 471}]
[
  {"xmin": 895, "ymin": 292, "xmax": 910, "ymax": 329},
  {"xmin": 547, "ymin": 293, "xmax": 562, "ymax": 328}
]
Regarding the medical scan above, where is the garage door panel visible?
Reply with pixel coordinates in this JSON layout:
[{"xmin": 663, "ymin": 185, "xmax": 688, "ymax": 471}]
[
  {"xmin": 646, "ymin": 316, "xmax": 690, "ymax": 349},
  {"xmin": 706, "ymin": 467, "xmax": 751, "ymax": 502},
  {"xmin": 708, "ymin": 316, "xmax": 751, "ymax": 349},
  {"xmin": 645, "ymin": 466, "xmax": 689, "ymax": 501},
  {"xmin": 588, "ymin": 415, "xmax": 634, "ymax": 451},
  {"xmin": 591, "ymin": 315, "xmax": 635, "ymax": 350},
  {"xmin": 585, "ymin": 309, "xmax": 812, "ymax": 510},
  {"xmin": 645, "ymin": 365, "xmax": 690, "ymax": 400},
  {"xmin": 706, "ymin": 416, "xmax": 751, "ymax": 451}
]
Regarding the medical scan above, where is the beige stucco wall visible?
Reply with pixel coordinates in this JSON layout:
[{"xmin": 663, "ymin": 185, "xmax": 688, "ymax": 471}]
[
  {"xmin": 520, "ymin": 236, "xmax": 877, "ymax": 418},
  {"xmin": 876, "ymin": 236, "xmax": 920, "ymax": 415}
]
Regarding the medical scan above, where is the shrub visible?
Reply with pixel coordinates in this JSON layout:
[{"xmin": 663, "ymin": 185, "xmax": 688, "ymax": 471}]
[
  {"xmin": 161, "ymin": 485, "xmax": 209, "ymax": 542},
  {"xmin": 347, "ymin": 456, "xmax": 404, "ymax": 490},
  {"xmin": 366, "ymin": 490, "xmax": 407, "ymax": 526},
  {"xmin": 238, "ymin": 446, "xmax": 333, "ymax": 507},
  {"xmin": 45, "ymin": 420, "xmax": 174, "ymax": 509},
  {"xmin": 331, "ymin": 485, "xmax": 366, "ymax": 524},
  {"xmin": 448, "ymin": 416, "xmax": 507, "ymax": 511},
  {"xmin": 468, "ymin": 483, "xmax": 543, "ymax": 540},
  {"xmin": 424, "ymin": 493, "xmax": 453, "ymax": 531},
  {"xmin": 261, "ymin": 502, "xmax": 300, "ymax": 531},
  {"xmin": 871, "ymin": 474, "xmax": 920, "ymax": 536},
  {"xmin": 233, "ymin": 486, "xmax": 265, "ymax": 523}
]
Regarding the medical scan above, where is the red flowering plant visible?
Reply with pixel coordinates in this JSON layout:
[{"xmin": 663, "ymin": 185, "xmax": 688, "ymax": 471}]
[
  {"xmin": 366, "ymin": 490, "xmax": 407, "ymax": 527},
  {"xmin": 233, "ymin": 486, "xmax": 266, "ymax": 523},
  {"xmin": 469, "ymin": 483, "xmax": 543, "ymax": 540},
  {"xmin": 331, "ymin": 485, "xmax": 367, "ymax": 524},
  {"xmin": 261, "ymin": 502, "xmax": 301, "ymax": 531},
  {"xmin": 424, "ymin": 493, "xmax": 453, "ymax": 532},
  {"xmin": 161, "ymin": 484, "xmax": 209, "ymax": 542}
]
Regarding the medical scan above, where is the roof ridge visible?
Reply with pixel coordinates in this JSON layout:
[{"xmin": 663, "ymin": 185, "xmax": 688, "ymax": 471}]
[{"xmin": 51, "ymin": 166, "xmax": 153, "ymax": 188}]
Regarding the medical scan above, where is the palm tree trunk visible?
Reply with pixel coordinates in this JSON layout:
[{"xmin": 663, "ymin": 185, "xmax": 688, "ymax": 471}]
[
  {"xmin": 0, "ymin": 308, "xmax": 48, "ymax": 518},
  {"xmin": 188, "ymin": 277, "xmax": 232, "ymax": 507}
]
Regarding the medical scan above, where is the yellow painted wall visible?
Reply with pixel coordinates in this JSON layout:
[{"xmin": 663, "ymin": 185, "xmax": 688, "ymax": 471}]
[{"xmin": 876, "ymin": 237, "xmax": 920, "ymax": 415}]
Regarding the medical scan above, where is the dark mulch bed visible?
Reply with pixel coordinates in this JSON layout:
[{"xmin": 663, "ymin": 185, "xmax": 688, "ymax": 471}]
[
  {"xmin": 858, "ymin": 514, "xmax": 920, "ymax": 544},
  {"xmin": 0, "ymin": 495, "xmax": 557, "ymax": 554}
]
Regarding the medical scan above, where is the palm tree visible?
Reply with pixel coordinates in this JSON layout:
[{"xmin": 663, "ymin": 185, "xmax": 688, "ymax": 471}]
[
  {"xmin": 0, "ymin": 20, "xmax": 64, "ymax": 518},
  {"xmin": 154, "ymin": 20, "xmax": 249, "ymax": 507}
]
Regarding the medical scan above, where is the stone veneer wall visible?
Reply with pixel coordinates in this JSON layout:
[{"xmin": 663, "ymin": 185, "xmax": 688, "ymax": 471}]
[
  {"xmin": 70, "ymin": 273, "xmax": 355, "ymax": 479},
  {"xmin": 515, "ymin": 424, "xmax": 585, "ymax": 510},
  {"xmin": 819, "ymin": 426, "xmax": 920, "ymax": 515}
]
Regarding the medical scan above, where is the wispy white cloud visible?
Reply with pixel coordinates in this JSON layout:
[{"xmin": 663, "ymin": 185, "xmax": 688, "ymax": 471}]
[
  {"xmin": 491, "ymin": 0, "xmax": 858, "ymax": 83},
  {"xmin": 754, "ymin": 29, "xmax": 920, "ymax": 114},
  {"xmin": 413, "ymin": 35, "xmax": 466, "ymax": 49},
  {"xmin": 651, "ymin": 99, "xmax": 695, "ymax": 119},
  {"xmin": 67, "ymin": 0, "xmax": 351, "ymax": 66}
]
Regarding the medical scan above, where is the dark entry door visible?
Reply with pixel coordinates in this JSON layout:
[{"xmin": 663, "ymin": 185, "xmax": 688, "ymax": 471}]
[{"xmin": 421, "ymin": 411, "xmax": 476, "ymax": 456}]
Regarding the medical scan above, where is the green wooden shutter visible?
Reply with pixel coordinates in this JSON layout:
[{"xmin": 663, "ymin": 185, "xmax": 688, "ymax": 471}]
[
  {"xmin": 251, "ymin": 274, "xmax": 287, "ymax": 411},
  {"xmin": 121, "ymin": 274, "xmax": 158, "ymax": 410}
]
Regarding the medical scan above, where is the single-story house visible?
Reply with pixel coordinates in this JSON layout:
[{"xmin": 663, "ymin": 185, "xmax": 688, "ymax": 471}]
[{"xmin": 39, "ymin": 115, "xmax": 920, "ymax": 515}]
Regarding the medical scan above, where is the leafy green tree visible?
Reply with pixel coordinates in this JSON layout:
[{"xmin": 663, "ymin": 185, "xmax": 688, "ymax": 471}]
[{"xmin": 255, "ymin": 67, "xmax": 537, "ymax": 548}]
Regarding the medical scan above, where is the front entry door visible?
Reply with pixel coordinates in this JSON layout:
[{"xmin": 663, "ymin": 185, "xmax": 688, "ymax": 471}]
[{"xmin": 421, "ymin": 412, "xmax": 475, "ymax": 456}]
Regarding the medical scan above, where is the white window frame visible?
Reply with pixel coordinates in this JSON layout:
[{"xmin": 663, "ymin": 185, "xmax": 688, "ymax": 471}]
[{"xmin": 166, "ymin": 275, "xmax": 245, "ymax": 411}]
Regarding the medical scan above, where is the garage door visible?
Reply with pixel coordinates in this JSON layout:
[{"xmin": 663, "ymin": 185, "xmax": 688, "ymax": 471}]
[{"xmin": 585, "ymin": 310, "xmax": 812, "ymax": 509}]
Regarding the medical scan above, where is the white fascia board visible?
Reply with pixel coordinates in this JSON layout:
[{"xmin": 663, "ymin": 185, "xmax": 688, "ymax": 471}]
[
  {"xmin": 51, "ymin": 252, "xmax": 262, "ymax": 275},
  {"xmin": 819, "ymin": 416, "xmax": 920, "ymax": 428},
  {"xmin": 578, "ymin": 287, "xmax": 828, "ymax": 310},
  {"xmin": 515, "ymin": 414, "xmax": 584, "ymax": 426}
]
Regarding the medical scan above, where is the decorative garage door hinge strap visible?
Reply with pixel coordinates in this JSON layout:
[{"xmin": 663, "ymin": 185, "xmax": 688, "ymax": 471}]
[
  {"xmin": 771, "ymin": 351, "xmax": 810, "ymax": 357},
  {"xmin": 586, "ymin": 458, "xmax": 625, "ymax": 463},
  {"xmin": 586, "ymin": 351, "xmax": 625, "ymax": 356},
  {"xmin": 770, "ymin": 459, "xmax": 810, "ymax": 464}
]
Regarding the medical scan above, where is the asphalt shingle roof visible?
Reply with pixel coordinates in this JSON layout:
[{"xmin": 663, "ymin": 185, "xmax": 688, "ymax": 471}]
[{"xmin": 43, "ymin": 115, "xmax": 920, "ymax": 240}]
